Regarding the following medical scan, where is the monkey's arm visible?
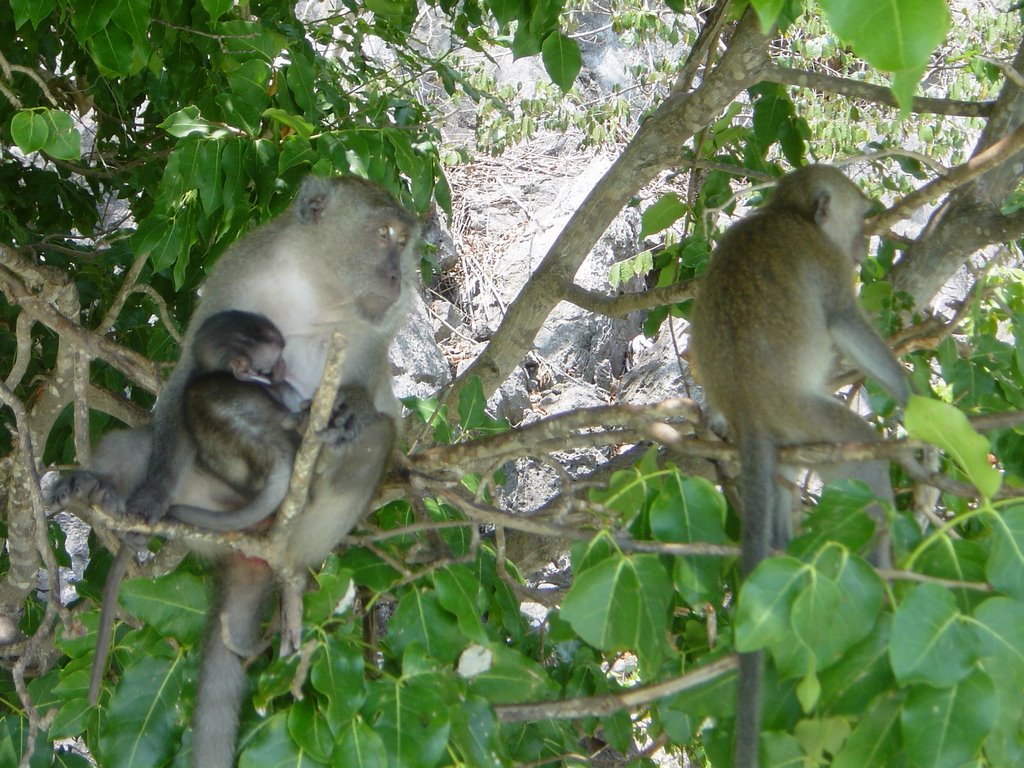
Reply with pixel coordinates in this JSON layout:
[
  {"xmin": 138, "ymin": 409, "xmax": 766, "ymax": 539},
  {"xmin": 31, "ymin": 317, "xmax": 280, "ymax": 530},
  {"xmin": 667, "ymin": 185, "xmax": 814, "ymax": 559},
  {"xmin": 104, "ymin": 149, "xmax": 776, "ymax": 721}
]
[
  {"xmin": 828, "ymin": 310, "xmax": 910, "ymax": 406},
  {"xmin": 125, "ymin": 376, "xmax": 194, "ymax": 522},
  {"xmin": 284, "ymin": 384, "xmax": 396, "ymax": 567}
]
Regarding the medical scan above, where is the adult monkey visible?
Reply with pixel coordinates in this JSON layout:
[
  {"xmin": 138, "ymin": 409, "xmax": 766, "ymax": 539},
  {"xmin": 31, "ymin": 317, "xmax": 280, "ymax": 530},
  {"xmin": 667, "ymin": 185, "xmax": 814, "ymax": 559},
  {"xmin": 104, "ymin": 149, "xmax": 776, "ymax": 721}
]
[
  {"xmin": 54, "ymin": 175, "xmax": 418, "ymax": 768},
  {"xmin": 689, "ymin": 165, "xmax": 909, "ymax": 768}
]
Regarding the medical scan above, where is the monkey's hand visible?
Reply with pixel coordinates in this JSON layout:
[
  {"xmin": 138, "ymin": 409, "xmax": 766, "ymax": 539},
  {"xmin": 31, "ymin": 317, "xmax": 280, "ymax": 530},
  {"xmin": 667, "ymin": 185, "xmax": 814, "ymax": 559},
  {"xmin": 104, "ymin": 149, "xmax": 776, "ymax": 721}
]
[
  {"xmin": 320, "ymin": 384, "xmax": 384, "ymax": 445},
  {"xmin": 49, "ymin": 471, "xmax": 126, "ymax": 515}
]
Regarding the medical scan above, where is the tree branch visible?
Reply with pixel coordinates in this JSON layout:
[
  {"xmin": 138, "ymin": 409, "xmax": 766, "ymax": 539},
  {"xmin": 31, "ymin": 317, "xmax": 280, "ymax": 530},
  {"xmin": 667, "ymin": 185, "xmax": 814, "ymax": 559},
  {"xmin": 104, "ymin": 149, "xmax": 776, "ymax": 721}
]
[
  {"xmin": 762, "ymin": 63, "xmax": 994, "ymax": 118},
  {"xmin": 494, "ymin": 655, "xmax": 739, "ymax": 722}
]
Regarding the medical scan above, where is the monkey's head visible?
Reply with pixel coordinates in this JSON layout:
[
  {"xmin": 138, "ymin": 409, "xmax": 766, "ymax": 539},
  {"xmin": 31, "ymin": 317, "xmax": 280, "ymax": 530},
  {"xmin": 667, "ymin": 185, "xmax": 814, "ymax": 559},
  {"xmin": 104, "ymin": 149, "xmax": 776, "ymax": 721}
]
[
  {"xmin": 293, "ymin": 175, "xmax": 420, "ymax": 326},
  {"xmin": 772, "ymin": 165, "xmax": 871, "ymax": 263},
  {"xmin": 193, "ymin": 310, "xmax": 287, "ymax": 384}
]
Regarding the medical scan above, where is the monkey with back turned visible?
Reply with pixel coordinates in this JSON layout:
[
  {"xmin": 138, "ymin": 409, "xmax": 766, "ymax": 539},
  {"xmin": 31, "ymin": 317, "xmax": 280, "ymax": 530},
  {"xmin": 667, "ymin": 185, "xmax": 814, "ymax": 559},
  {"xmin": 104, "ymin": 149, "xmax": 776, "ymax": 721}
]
[
  {"xmin": 52, "ymin": 175, "xmax": 419, "ymax": 768},
  {"xmin": 689, "ymin": 165, "xmax": 909, "ymax": 768}
]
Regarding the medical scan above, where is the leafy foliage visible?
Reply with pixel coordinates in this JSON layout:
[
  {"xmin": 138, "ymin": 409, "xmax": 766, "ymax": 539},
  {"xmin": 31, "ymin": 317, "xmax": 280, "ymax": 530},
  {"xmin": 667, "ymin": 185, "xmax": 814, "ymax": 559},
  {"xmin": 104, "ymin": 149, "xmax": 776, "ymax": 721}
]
[{"xmin": 2, "ymin": 1, "xmax": 1024, "ymax": 767}]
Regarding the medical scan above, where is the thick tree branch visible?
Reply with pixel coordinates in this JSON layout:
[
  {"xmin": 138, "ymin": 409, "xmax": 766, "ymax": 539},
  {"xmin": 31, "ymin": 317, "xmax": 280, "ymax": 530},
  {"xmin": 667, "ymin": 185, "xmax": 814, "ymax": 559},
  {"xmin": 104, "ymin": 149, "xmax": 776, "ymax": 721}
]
[
  {"xmin": 892, "ymin": 33, "xmax": 1024, "ymax": 308},
  {"xmin": 450, "ymin": 8, "xmax": 772, "ymax": 403}
]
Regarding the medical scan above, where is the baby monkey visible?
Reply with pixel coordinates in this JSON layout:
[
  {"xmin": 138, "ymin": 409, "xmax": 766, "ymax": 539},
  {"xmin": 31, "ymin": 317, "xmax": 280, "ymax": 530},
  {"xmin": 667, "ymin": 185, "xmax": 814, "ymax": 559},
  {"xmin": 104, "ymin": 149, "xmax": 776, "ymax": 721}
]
[
  {"xmin": 167, "ymin": 309, "xmax": 307, "ymax": 531},
  {"xmin": 689, "ymin": 165, "xmax": 910, "ymax": 768}
]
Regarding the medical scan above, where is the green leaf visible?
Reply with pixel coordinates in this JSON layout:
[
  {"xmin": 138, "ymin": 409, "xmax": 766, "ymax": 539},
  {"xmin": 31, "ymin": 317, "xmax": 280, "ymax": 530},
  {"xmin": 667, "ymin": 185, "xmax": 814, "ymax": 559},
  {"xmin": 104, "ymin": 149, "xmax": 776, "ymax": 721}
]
[
  {"xmin": 40, "ymin": 109, "xmax": 81, "ymax": 160},
  {"xmin": 119, "ymin": 570, "xmax": 209, "ymax": 644},
  {"xmin": 71, "ymin": 0, "xmax": 117, "ymax": 39},
  {"xmin": 540, "ymin": 32, "xmax": 581, "ymax": 91},
  {"xmin": 286, "ymin": 53, "xmax": 319, "ymax": 117},
  {"xmin": 560, "ymin": 553, "xmax": 671, "ymax": 675},
  {"xmin": 463, "ymin": 643, "xmax": 557, "ymax": 704},
  {"xmin": 789, "ymin": 481, "xmax": 877, "ymax": 560},
  {"xmin": 905, "ymin": 396, "xmax": 1002, "ymax": 498},
  {"xmin": 832, "ymin": 692, "xmax": 901, "ymax": 768},
  {"xmin": 158, "ymin": 106, "xmax": 215, "ymax": 138},
  {"xmin": 793, "ymin": 548, "xmax": 884, "ymax": 669},
  {"xmin": 310, "ymin": 637, "xmax": 366, "ymax": 725},
  {"xmin": 287, "ymin": 699, "xmax": 334, "ymax": 763},
  {"xmin": 88, "ymin": 25, "xmax": 138, "ymax": 78},
  {"xmin": 640, "ymin": 193, "xmax": 687, "ymax": 238},
  {"xmin": 333, "ymin": 720, "xmax": 387, "ymax": 768},
  {"xmin": 891, "ymin": 65, "xmax": 927, "ymax": 116},
  {"xmin": 11, "ymin": 0, "xmax": 57, "ymax": 29},
  {"xmin": 10, "ymin": 111, "xmax": 49, "ymax": 153},
  {"xmin": 973, "ymin": 596, "xmax": 1024, "ymax": 686},
  {"xmin": 97, "ymin": 656, "xmax": 185, "ymax": 768},
  {"xmin": 133, "ymin": 215, "xmax": 185, "ymax": 273},
  {"xmin": 588, "ymin": 447, "xmax": 661, "ymax": 519},
  {"xmin": 818, "ymin": 615, "xmax": 894, "ymax": 715},
  {"xmin": 363, "ymin": 674, "xmax": 451, "ymax": 768},
  {"xmin": 239, "ymin": 711, "xmax": 328, "ymax": 768},
  {"xmin": 820, "ymin": 0, "xmax": 950, "ymax": 73},
  {"xmin": 889, "ymin": 583, "xmax": 976, "ymax": 687},
  {"xmin": 223, "ymin": 60, "xmax": 272, "ymax": 136},
  {"xmin": 262, "ymin": 108, "xmax": 315, "ymax": 138},
  {"xmin": 988, "ymin": 506, "xmax": 1024, "ymax": 600},
  {"xmin": 434, "ymin": 566, "xmax": 488, "ymax": 644},
  {"xmin": 735, "ymin": 557, "xmax": 806, "ymax": 652},
  {"xmin": 200, "ymin": 0, "xmax": 233, "ymax": 21},
  {"xmin": 650, "ymin": 475, "xmax": 726, "ymax": 605},
  {"xmin": 386, "ymin": 590, "xmax": 465, "ymax": 665},
  {"xmin": 750, "ymin": 0, "xmax": 786, "ymax": 32},
  {"xmin": 456, "ymin": 375, "xmax": 492, "ymax": 432},
  {"xmin": 902, "ymin": 671, "xmax": 997, "ymax": 768}
]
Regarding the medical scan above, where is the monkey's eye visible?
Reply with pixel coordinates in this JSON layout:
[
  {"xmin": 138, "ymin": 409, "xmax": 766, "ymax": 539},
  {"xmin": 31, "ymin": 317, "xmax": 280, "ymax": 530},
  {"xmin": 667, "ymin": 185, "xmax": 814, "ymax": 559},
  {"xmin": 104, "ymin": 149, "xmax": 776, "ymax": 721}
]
[
  {"xmin": 396, "ymin": 233, "xmax": 408, "ymax": 247},
  {"xmin": 378, "ymin": 225, "xmax": 390, "ymax": 240}
]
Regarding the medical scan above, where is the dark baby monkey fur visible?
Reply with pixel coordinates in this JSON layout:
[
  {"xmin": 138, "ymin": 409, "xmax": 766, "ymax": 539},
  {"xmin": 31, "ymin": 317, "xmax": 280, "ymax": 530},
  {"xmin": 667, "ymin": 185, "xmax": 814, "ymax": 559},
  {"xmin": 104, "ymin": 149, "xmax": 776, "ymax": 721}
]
[
  {"xmin": 689, "ymin": 165, "xmax": 909, "ymax": 768},
  {"xmin": 167, "ymin": 309, "xmax": 307, "ymax": 532}
]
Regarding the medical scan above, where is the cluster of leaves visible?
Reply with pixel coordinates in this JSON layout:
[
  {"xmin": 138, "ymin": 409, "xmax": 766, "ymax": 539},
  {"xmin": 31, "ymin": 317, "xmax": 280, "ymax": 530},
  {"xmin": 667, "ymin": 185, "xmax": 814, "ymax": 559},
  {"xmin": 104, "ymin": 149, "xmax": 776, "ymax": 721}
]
[{"xmin": 10, "ymin": 396, "xmax": 1022, "ymax": 768}]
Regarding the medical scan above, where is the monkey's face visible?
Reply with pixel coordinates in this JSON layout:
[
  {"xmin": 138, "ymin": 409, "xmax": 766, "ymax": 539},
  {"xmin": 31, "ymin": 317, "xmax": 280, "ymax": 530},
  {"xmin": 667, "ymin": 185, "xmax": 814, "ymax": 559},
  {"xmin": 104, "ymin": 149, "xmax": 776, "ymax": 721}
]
[
  {"xmin": 815, "ymin": 179, "xmax": 871, "ymax": 264},
  {"xmin": 354, "ymin": 216, "xmax": 419, "ymax": 323}
]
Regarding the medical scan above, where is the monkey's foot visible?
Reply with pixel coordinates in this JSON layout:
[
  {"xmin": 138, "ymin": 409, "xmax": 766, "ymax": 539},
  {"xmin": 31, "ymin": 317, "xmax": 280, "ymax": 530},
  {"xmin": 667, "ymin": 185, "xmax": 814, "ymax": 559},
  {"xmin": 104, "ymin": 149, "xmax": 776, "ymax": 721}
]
[
  {"xmin": 126, "ymin": 485, "xmax": 171, "ymax": 524},
  {"xmin": 48, "ymin": 471, "xmax": 125, "ymax": 514}
]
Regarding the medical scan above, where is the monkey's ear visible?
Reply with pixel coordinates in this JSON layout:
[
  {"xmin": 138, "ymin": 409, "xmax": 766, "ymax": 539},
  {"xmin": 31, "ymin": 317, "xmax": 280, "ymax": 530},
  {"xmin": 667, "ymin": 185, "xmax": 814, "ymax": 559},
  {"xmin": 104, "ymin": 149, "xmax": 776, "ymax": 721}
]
[
  {"xmin": 295, "ymin": 176, "xmax": 333, "ymax": 224},
  {"xmin": 811, "ymin": 189, "xmax": 832, "ymax": 226}
]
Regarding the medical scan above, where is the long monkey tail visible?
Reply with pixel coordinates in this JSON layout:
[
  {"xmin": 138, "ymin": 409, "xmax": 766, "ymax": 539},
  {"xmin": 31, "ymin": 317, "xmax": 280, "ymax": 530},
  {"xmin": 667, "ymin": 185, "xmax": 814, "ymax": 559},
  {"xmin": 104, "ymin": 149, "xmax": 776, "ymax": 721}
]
[
  {"xmin": 191, "ymin": 554, "xmax": 274, "ymax": 768},
  {"xmin": 89, "ymin": 545, "xmax": 134, "ymax": 705},
  {"xmin": 734, "ymin": 430, "xmax": 778, "ymax": 768}
]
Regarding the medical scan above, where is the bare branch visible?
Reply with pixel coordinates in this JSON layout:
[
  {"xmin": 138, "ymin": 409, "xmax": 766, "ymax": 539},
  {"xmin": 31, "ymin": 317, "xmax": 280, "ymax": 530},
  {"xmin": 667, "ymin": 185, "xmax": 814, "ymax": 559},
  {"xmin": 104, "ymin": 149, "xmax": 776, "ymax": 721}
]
[
  {"xmin": 869, "ymin": 121, "xmax": 1024, "ymax": 234},
  {"xmin": 763, "ymin": 63, "xmax": 994, "ymax": 118},
  {"xmin": 563, "ymin": 278, "xmax": 698, "ymax": 317},
  {"xmin": 495, "ymin": 655, "xmax": 739, "ymax": 722}
]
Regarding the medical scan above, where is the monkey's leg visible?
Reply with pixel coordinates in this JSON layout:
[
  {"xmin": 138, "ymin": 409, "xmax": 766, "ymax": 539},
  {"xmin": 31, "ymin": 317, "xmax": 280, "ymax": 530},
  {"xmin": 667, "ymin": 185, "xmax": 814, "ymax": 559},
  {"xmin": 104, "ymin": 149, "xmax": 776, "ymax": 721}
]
[
  {"xmin": 191, "ymin": 555, "xmax": 274, "ymax": 768},
  {"xmin": 287, "ymin": 385, "xmax": 396, "ymax": 565},
  {"xmin": 801, "ymin": 398, "xmax": 895, "ymax": 568}
]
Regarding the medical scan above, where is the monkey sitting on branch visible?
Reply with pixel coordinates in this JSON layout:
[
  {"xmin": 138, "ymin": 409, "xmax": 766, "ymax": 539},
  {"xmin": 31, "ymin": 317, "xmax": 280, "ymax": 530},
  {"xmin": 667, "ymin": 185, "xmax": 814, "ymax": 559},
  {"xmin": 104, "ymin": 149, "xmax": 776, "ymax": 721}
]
[
  {"xmin": 51, "ymin": 175, "xmax": 419, "ymax": 768},
  {"xmin": 688, "ymin": 164, "xmax": 910, "ymax": 768}
]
